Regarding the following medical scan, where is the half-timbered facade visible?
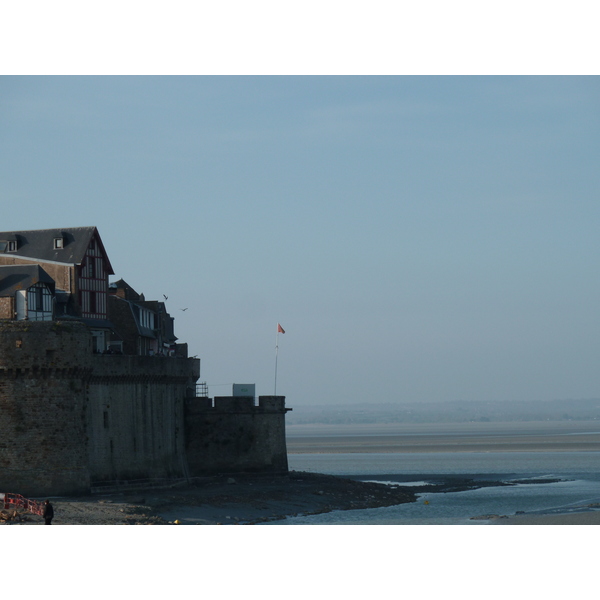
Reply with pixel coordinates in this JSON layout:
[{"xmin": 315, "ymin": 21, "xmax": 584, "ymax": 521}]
[
  {"xmin": 0, "ymin": 226, "xmax": 186, "ymax": 357},
  {"xmin": 77, "ymin": 234, "xmax": 111, "ymax": 320}
]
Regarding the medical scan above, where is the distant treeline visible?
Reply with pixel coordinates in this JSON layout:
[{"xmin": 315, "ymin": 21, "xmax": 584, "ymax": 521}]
[{"xmin": 287, "ymin": 399, "xmax": 600, "ymax": 425}]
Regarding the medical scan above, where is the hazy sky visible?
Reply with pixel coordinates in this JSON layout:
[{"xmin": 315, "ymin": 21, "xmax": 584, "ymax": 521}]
[{"xmin": 2, "ymin": 76, "xmax": 599, "ymax": 406}]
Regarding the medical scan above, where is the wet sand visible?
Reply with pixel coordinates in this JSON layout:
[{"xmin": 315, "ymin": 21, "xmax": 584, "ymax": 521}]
[
  {"xmin": 493, "ymin": 512, "xmax": 600, "ymax": 525},
  {"xmin": 3, "ymin": 472, "xmax": 416, "ymax": 525},
  {"xmin": 10, "ymin": 471, "xmax": 598, "ymax": 525},
  {"xmin": 7, "ymin": 473, "xmax": 599, "ymax": 525}
]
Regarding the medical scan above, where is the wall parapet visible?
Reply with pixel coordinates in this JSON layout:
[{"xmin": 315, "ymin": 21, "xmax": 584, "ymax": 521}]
[
  {"xmin": 0, "ymin": 320, "xmax": 93, "ymax": 370},
  {"xmin": 0, "ymin": 366, "xmax": 93, "ymax": 379},
  {"xmin": 186, "ymin": 395, "xmax": 289, "ymax": 414},
  {"xmin": 91, "ymin": 355, "xmax": 200, "ymax": 380}
]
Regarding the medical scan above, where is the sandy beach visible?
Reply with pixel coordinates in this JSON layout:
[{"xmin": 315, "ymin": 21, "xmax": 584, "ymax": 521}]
[
  {"xmin": 5, "ymin": 469, "xmax": 599, "ymax": 525},
  {"xmin": 491, "ymin": 511, "xmax": 600, "ymax": 525}
]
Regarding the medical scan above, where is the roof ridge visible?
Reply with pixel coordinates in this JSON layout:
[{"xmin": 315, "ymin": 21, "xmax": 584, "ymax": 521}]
[{"xmin": 0, "ymin": 226, "xmax": 96, "ymax": 234}]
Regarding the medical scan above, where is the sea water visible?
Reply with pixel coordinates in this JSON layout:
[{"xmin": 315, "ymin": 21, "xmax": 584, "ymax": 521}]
[{"xmin": 280, "ymin": 451, "xmax": 600, "ymax": 524}]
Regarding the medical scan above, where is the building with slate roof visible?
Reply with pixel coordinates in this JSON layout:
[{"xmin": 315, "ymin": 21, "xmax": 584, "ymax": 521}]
[
  {"xmin": 108, "ymin": 279, "xmax": 181, "ymax": 356},
  {"xmin": 0, "ymin": 226, "xmax": 186, "ymax": 356},
  {"xmin": 0, "ymin": 227, "xmax": 115, "ymax": 352}
]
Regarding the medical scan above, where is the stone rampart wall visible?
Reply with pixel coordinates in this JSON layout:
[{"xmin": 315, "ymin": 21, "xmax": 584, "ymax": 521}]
[
  {"xmin": 185, "ymin": 396, "xmax": 289, "ymax": 475},
  {"xmin": 87, "ymin": 356, "xmax": 199, "ymax": 484},
  {"xmin": 0, "ymin": 321, "xmax": 200, "ymax": 495},
  {"xmin": 0, "ymin": 321, "xmax": 92, "ymax": 496},
  {"xmin": 0, "ymin": 320, "xmax": 289, "ymax": 496}
]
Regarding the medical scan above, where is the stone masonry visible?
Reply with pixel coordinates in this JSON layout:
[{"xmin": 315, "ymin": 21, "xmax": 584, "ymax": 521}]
[
  {"xmin": 0, "ymin": 321, "xmax": 93, "ymax": 496},
  {"xmin": 0, "ymin": 320, "xmax": 290, "ymax": 497},
  {"xmin": 0, "ymin": 320, "xmax": 199, "ymax": 496},
  {"xmin": 185, "ymin": 395, "xmax": 290, "ymax": 475}
]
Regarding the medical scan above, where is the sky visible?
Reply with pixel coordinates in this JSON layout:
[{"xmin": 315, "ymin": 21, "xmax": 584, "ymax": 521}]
[{"xmin": 2, "ymin": 75, "xmax": 600, "ymax": 407}]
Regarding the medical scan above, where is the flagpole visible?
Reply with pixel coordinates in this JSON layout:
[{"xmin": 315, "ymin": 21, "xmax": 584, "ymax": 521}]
[
  {"xmin": 274, "ymin": 323, "xmax": 284, "ymax": 395},
  {"xmin": 274, "ymin": 324, "xmax": 279, "ymax": 395}
]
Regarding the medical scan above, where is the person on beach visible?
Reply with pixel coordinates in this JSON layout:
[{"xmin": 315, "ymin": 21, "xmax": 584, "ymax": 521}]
[{"xmin": 43, "ymin": 500, "xmax": 54, "ymax": 525}]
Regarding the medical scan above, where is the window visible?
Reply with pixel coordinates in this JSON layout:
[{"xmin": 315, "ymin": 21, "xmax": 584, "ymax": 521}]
[
  {"xmin": 54, "ymin": 237, "xmax": 64, "ymax": 249},
  {"xmin": 91, "ymin": 330, "xmax": 105, "ymax": 352},
  {"xmin": 88, "ymin": 258, "xmax": 95, "ymax": 278},
  {"xmin": 140, "ymin": 307, "xmax": 155, "ymax": 329},
  {"xmin": 107, "ymin": 341, "xmax": 123, "ymax": 354},
  {"xmin": 35, "ymin": 287, "xmax": 43, "ymax": 311},
  {"xmin": 27, "ymin": 284, "xmax": 53, "ymax": 320},
  {"xmin": 7, "ymin": 241, "xmax": 16, "ymax": 252}
]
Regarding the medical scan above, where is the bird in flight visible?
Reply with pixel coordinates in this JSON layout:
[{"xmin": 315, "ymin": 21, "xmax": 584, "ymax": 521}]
[
  {"xmin": 180, "ymin": 308, "xmax": 188, "ymax": 311},
  {"xmin": 163, "ymin": 294, "xmax": 168, "ymax": 301}
]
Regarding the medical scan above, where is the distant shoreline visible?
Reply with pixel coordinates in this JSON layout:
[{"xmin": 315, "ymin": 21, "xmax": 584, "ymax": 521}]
[{"xmin": 286, "ymin": 420, "xmax": 600, "ymax": 454}]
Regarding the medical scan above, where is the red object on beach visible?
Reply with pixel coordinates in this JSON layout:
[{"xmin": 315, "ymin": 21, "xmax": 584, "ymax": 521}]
[{"xmin": 2, "ymin": 493, "xmax": 45, "ymax": 516}]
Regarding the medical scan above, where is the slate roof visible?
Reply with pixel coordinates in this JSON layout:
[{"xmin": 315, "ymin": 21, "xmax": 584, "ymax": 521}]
[
  {"xmin": 0, "ymin": 264, "xmax": 56, "ymax": 297},
  {"xmin": 109, "ymin": 280, "xmax": 177, "ymax": 343},
  {"xmin": 0, "ymin": 226, "xmax": 114, "ymax": 274},
  {"xmin": 109, "ymin": 278, "xmax": 141, "ymax": 302}
]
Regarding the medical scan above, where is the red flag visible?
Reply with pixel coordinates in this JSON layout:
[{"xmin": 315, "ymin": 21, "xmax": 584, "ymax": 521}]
[{"xmin": 277, "ymin": 323, "xmax": 285, "ymax": 334}]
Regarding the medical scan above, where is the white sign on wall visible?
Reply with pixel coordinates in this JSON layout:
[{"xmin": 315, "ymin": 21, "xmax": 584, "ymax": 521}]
[{"xmin": 233, "ymin": 384, "xmax": 255, "ymax": 397}]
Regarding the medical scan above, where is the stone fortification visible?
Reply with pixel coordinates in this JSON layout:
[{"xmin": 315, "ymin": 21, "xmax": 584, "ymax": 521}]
[
  {"xmin": 185, "ymin": 395, "xmax": 290, "ymax": 475},
  {"xmin": 0, "ymin": 321, "xmax": 290, "ymax": 496},
  {"xmin": 0, "ymin": 321, "xmax": 93, "ymax": 496},
  {"xmin": 87, "ymin": 355, "xmax": 198, "ymax": 485},
  {"xmin": 0, "ymin": 321, "xmax": 200, "ymax": 496}
]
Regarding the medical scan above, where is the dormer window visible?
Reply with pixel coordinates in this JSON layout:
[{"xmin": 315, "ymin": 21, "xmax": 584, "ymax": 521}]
[
  {"xmin": 54, "ymin": 237, "xmax": 64, "ymax": 249},
  {"xmin": 0, "ymin": 240, "xmax": 17, "ymax": 252}
]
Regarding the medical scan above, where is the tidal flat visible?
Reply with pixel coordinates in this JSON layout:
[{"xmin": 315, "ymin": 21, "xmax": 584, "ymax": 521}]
[{"xmin": 286, "ymin": 420, "xmax": 600, "ymax": 454}]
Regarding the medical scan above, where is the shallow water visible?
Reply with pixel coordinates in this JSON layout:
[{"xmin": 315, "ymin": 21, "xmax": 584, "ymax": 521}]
[
  {"xmin": 280, "ymin": 451, "xmax": 600, "ymax": 524},
  {"xmin": 280, "ymin": 474, "xmax": 600, "ymax": 524},
  {"xmin": 288, "ymin": 450, "xmax": 600, "ymax": 477}
]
